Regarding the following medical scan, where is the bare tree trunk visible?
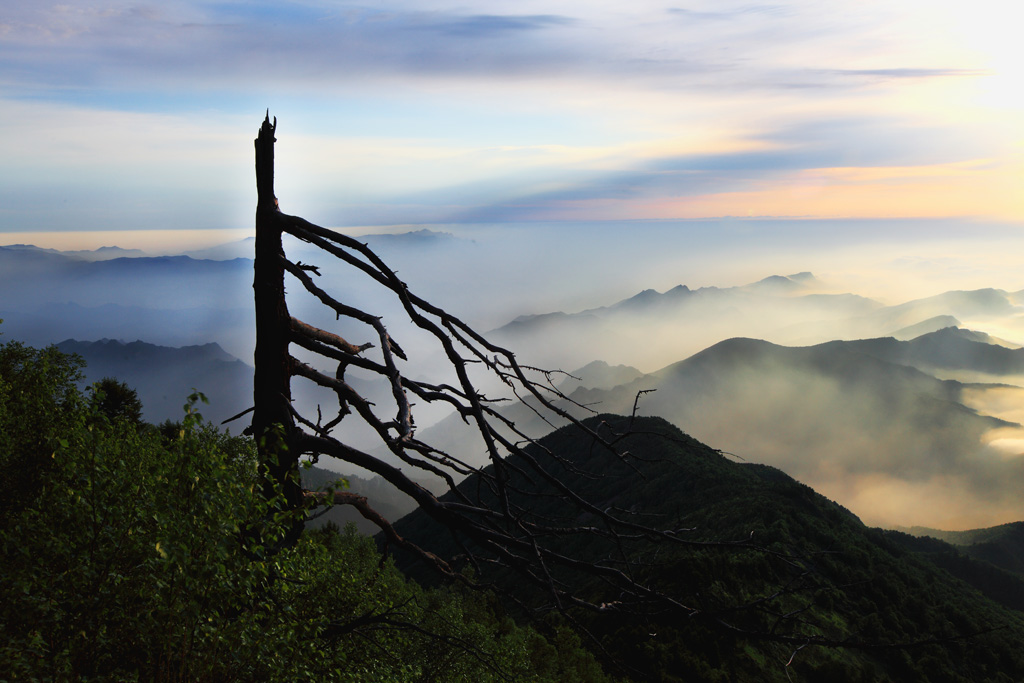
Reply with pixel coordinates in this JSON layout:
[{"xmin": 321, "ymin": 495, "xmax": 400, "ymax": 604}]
[{"xmin": 252, "ymin": 113, "xmax": 303, "ymax": 542}]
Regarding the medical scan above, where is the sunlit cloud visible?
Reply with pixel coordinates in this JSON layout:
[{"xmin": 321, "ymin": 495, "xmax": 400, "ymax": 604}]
[
  {"xmin": 2, "ymin": 1, "xmax": 1023, "ymax": 225},
  {"xmin": 826, "ymin": 472, "xmax": 1021, "ymax": 531}
]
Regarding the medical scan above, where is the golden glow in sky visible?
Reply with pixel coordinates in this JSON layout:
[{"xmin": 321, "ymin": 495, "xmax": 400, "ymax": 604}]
[{"xmin": 0, "ymin": 1, "xmax": 1022, "ymax": 233}]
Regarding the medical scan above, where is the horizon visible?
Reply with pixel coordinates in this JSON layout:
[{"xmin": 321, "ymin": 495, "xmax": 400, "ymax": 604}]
[
  {"xmin": 4, "ymin": 223, "xmax": 1024, "ymax": 531},
  {"xmin": 5, "ymin": 1, "xmax": 1024, "ymax": 314},
  {"xmin": 4, "ymin": 217, "xmax": 1024, "ymax": 308}
]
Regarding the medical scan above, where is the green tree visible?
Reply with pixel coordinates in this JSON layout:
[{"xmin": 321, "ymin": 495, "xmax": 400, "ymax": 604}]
[
  {"xmin": 0, "ymin": 339, "xmax": 83, "ymax": 518},
  {"xmin": 89, "ymin": 376, "xmax": 144, "ymax": 426}
]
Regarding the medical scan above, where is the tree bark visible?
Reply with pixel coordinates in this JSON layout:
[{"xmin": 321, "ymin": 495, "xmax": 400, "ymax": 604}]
[{"xmin": 252, "ymin": 112, "xmax": 303, "ymax": 542}]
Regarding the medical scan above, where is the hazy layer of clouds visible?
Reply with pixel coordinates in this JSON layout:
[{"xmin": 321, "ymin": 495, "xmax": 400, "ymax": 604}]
[
  {"xmin": 2, "ymin": 1, "xmax": 1022, "ymax": 231},
  {"xmin": 6, "ymin": 221, "xmax": 1024, "ymax": 530},
  {"xmin": 5, "ymin": 0, "xmax": 992, "ymax": 101},
  {"xmin": 416, "ymin": 317, "xmax": 1024, "ymax": 530}
]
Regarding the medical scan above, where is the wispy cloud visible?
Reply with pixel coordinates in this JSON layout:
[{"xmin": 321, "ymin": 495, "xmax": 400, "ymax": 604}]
[
  {"xmin": 416, "ymin": 14, "xmax": 576, "ymax": 38},
  {"xmin": 834, "ymin": 67, "xmax": 989, "ymax": 80},
  {"xmin": 0, "ymin": 0, "xmax": 1020, "ymax": 231},
  {"xmin": 1, "ymin": 2, "xmax": 989, "ymax": 93}
]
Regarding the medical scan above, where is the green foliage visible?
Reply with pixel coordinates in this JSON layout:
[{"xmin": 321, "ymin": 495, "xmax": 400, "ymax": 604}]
[
  {"xmin": 0, "ymin": 339, "xmax": 84, "ymax": 517},
  {"xmin": 0, "ymin": 380, "xmax": 290, "ymax": 680},
  {"xmin": 0, "ymin": 338, "xmax": 613, "ymax": 682},
  {"xmin": 88, "ymin": 377, "xmax": 145, "ymax": 427}
]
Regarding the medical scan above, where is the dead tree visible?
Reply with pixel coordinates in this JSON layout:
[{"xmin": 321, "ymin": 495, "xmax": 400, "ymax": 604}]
[
  {"xmin": 248, "ymin": 114, "xmax": 951, "ymax": 659},
  {"xmin": 252, "ymin": 114, "xmax": 305, "ymax": 540},
  {"xmin": 249, "ymin": 111, "xmax": 756, "ymax": 606}
]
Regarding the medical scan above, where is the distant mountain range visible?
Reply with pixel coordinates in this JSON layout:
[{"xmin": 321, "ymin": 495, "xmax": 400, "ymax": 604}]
[
  {"xmin": 1, "ymin": 244, "xmax": 148, "ymax": 260},
  {"xmin": 828, "ymin": 327, "xmax": 1024, "ymax": 377},
  {"xmin": 0, "ymin": 245, "xmax": 254, "ymax": 358},
  {"xmin": 0, "ymin": 246, "xmax": 253, "ymax": 309},
  {"xmin": 7, "ymin": 242, "xmax": 1024, "ymax": 378},
  {"xmin": 6, "ymin": 243, "xmax": 1024, "ymax": 531},
  {"xmin": 5, "ymin": 303, "xmax": 255, "ymax": 361},
  {"xmin": 898, "ymin": 522, "xmax": 1024, "ymax": 579},
  {"xmin": 491, "ymin": 272, "xmax": 1024, "ymax": 372},
  {"xmin": 418, "ymin": 327, "xmax": 1024, "ymax": 530},
  {"xmin": 55, "ymin": 338, "xmax": 252, "ymax": 427},
  {"xmin": 0, "ymin": 231, "xmax": 469, "ymax": 361}
]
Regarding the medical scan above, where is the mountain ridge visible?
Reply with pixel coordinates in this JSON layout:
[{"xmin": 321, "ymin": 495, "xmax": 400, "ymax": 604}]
[
  {"xmin": 392, "ymin": 414, "xmax": 1024, "ymax": 682},
  {"xmin": 55, "ymin": 338, "xmax": 252, "ymax": 426},
  {"xmin": 417, "ymin": 330, "xmax": 1023, "ymax": 529},
  {"xmin": 488, "ymin": 273, "xmax": 1024, "ymax": 372}
]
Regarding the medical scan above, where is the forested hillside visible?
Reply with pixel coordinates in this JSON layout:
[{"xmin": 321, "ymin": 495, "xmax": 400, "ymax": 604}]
[
  {"xmin": 0, "ymin": 337, "xmax": 610, "ymax": 682},
  {"xmin": 393, "ymin": 415, "xmax": 1024, "ymax": 682}
]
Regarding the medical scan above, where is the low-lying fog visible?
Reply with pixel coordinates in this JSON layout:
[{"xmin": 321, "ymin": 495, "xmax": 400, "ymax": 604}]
[{"xmin": 4, "ymin": 217, "xmax": 1024, "ymax": 531}]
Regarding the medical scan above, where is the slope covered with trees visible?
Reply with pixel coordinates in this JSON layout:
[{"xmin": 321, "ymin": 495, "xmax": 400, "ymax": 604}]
[
  {"xmin": 0, "ymin": 337, "xmax": 611, "ymax": 682},
  {"xmin": 393, "ymin": 415, "xmax": 1024, "ymax": 682}
]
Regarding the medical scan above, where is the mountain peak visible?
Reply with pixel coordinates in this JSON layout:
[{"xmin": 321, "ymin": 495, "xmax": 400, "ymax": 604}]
[
  {"xmin": 744, "ymin": 272, "xmax": 816, "ymax": 293},
  {"xmin": 56, "ymin": 338, "xmax": 240, "ymax": 364},
  {"xmin": 559, "ymin": 360, "xmax": 645, "ymax": 392}
]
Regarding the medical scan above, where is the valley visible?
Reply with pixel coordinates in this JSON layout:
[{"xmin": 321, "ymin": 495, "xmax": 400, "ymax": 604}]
[{"xmin": 4, "ymin": 237, "xmax": 1023, "ymax": 532}]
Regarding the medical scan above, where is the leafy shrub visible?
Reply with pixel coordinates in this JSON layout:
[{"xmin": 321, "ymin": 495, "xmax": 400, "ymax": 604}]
[{"xmin": 0, "ymin": 338, "xmax": 612, "ymax": 682}]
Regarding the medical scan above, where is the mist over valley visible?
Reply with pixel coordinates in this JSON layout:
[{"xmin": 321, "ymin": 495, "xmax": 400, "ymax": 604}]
[{"xmin": 4, "ymin": 224, "xmax": 1024, "ymax": 532}]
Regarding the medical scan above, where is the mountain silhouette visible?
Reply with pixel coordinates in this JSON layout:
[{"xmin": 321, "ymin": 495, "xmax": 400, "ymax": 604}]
[
  {"xmin": 55, "ymin": 338, "xmax": 252, "ymax": 426},
  {"xmin": 824, "ymin": 327, "xmax": 1024, "ymax": 377},
  {"xmin": 418, "ymin": 332, "xmax": 1022, "ymax": 528},
  {"xmin": 902, "ymin": 521, "xmax": 1024, "ymax": 577},
  {"xmin": 393, "ymin": 415, "xmax": 1024, "ymax": 681},
  {"xmin": 488, "ymin": 274, "xmax": 1024, "ymax": 372}
]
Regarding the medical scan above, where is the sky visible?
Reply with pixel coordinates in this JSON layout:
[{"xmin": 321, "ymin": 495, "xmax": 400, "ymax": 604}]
[{"xmin": 2, "ymin": 0, "xmax": 1024, "ymax": 246}]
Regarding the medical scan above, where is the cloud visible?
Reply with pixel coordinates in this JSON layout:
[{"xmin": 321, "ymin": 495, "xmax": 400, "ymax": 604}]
[
  {"xmin": 446, "ymin": 112, "xmax": 1006, "ymax": 223},
  {"xmin": 2, "ymin": 0, "xmax": 1021, "ymax": 232},
  {"xmin": 416, "ymin": 14, "xmax": 576, "ymax": 38},
  {"xmin": 667, "ymin": 5, "xmax": 791, "ymax": 21},
  {"xmin": 2, "ymin": 1, "xmax": 987, "ymax": 98},
  {"xmin": 835, "ymin": 68, "xmax": 989, "ymax": 80},
  {"xmin": 0, "ymin": 4, "xmax": 590, "ymax": 92}
]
